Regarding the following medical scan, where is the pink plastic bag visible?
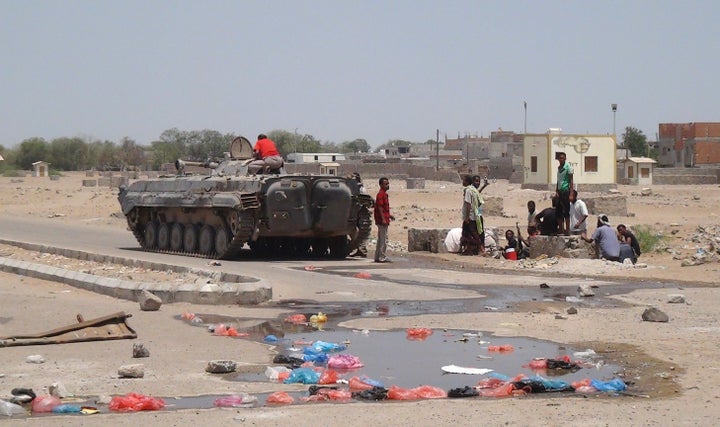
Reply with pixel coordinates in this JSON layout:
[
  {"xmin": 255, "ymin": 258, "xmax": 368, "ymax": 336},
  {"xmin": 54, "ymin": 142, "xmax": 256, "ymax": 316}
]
[
  {"xmin": 31, "ymin": 395, "xmax": 61, "ymax": 413},
  {"xmin": 327, "ymin": 354, "xmax": 364, "ymax": 370}
]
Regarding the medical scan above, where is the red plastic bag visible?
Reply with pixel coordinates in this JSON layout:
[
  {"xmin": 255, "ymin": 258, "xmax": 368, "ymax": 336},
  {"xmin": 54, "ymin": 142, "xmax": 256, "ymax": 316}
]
[
  {"xmin": 527, "ymin": 358, "xmax": 548, "ymax": 369},
  {"xmin": 284, "ymin": 314, "xmax": 307, "ymax": 324},
  {"xmin": 109, "ymin": 393, "xmax": 165, "ymax": 412},
  {"xmin": 387, "ymin": 386, "xmax": 420, "ymax": 400},
  {"xmin": 406, "ymin": 328, "xmax": 433, "ymax": 341},
  {"xmin": 478, "ymin": 382, "xmax": 517, "ymax": 397},
  {"xmin": 32, "ymin": 395, "xmax": 61, "ymax": 413},
  {"xmin": 318, "ymin": 369, "xmax": 339, "ymax": 385},
  {"xmin": 488, "ymin": 344, "xmax": 514, "ymax": 352},
  {"xmin": 412, "ymin": 385, "xmax": 447, "ymax": 399},
  {"xmin": 348, "ymin": 376, "xmax": 374, "ymax": 391},
  {"xmin": 354, "ymin": 272, "xmax": 371, "ymax": 279},
  {"xmin": 266, "ymin": 391, "xmax": 294, "ymax": 405}
]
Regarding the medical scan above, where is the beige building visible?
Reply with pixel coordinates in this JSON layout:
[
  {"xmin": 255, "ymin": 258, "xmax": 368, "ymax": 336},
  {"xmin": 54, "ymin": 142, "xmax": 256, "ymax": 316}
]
[
  {"xmin": 32, "ymin": 161, "xmax": 50, "ymax": 177},
  {"xmin": 522, "ymin": 132, "xmax": 617, "ymax": 190},
  {"xmin": 620, "ymin": 157, "xmax": 656, "ymax": 186}
]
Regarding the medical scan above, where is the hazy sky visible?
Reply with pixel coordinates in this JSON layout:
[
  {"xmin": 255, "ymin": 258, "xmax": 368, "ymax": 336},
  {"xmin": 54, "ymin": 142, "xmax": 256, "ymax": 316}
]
[{"xmin": 2, "ymin": 1, "xmax": 718, "ymax": 148}]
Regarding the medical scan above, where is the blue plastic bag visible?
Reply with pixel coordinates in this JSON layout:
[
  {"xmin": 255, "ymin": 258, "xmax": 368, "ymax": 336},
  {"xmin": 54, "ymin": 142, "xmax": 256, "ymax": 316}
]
[
  {"xmin": 283, "ymin": 367, "xmax": 320, "ymax": 384},
  {"xmin": 310, "ymin": 340, "xmax": 346, "ymax": 353},
  {"xmin": 590, "ymin": 378, "xmax": 627, "ymax": 392},
  {"xmin": 52, "ymin": 404, "xmax": 82, "ymax": 413}
]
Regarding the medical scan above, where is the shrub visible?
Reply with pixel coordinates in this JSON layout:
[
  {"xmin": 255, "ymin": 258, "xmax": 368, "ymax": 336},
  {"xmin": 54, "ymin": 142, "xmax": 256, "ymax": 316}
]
[{"xmin": 632, "ymin": 225, "xmax": 667, "ymax": 253}]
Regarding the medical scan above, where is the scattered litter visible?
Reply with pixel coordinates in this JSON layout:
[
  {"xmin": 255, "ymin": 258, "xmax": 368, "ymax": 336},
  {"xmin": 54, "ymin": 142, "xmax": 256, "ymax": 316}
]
[
  {"xmin": 0, "ymin": 399, "xmax": 26, "ymax": 417},
  {"xmin": 214, "ymin": 393, "xmax": 258, "ymax": 408},
  {"xmin": 284, "ymin": 314, "xmax": 307, "ymax": 324},
  {"xmin": 207, "ymin": 261, "xmax": 221, "ymax": 266},
  {"xmin": 488, "ymin": 344, "xmax": 514, "ymax": 353},
  {"xmin": 31, "ymin": 395, "xmax": 61, "ymax": 413},
  {"xmin": 266, "ymin": 391, "xmax": 294, "ymax": 405},
  {"xmin": 25, "ymin": 355, "xmax": 45, "ymax": 364},
  {"xmin": 441, "ymin": 365, "xmax": 493, "ymax": 375},
  {"xmin": 354, "ymin": 272, "xmax": 372, "ymax": 279},
  {"xmin": 406, "ymin": 328, "xmax": 433, "ymax": 340},
  {"xmin": 108, "ymin": 393, "xmax": 165, "ymax": 412}
]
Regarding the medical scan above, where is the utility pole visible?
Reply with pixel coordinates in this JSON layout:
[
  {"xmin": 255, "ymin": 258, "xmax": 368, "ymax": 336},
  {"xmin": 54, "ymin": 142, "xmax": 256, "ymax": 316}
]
[
  {"xmin": 523, "ymin": 101, "xmax": 527, "ymax": 134},
  {"xmin": 436, "ymin": 129, "xmax": 439, "ymax": 171}
]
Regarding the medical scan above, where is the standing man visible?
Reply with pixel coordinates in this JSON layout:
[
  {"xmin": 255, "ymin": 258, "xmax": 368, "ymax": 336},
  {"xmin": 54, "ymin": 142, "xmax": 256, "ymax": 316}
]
[
  {"xmin": 248, "ymin": 134, "xmax": 284, "ymax": 174},
  {"xmin": 555, "ymin": 152, "xmax": 574, "ymax": 235},
  {"xmin": 460, "ymin": 175, "xmax": 482, "ymax": 255},
  {"xmin": 349, "ymin": 172, "xmax": 369, "ymax": 258},
  {"xmin": 581, "ymin": 214, "xmax": 620, "ymax": 261},
  {"xmin": 569, "ymin": 189, "xmax": 588, "ymax": 235},
  {"xmin": 373, "ymin": 177, "xmax": 395, "ymax": 263},
  {"xmin": 472, "ymin": 175, "xmax": 489, "ymax": 255},
  {"xmin": 527, "ymin": 200, "xmax": 537, "ymax": 227}
]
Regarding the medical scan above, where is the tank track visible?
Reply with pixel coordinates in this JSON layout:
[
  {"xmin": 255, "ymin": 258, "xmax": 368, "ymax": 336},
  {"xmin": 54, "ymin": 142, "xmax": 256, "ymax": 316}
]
[
  {"xmin": 348, "ymin": 206, "xmax": 372, "ymax": 252},
  {"xmin": 127, "ymin": 208, "xmax": 256, "ymax": 260}
]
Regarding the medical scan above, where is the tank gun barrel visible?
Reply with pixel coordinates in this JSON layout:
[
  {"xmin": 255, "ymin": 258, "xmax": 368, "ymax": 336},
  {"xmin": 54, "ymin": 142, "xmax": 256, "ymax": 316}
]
[{"xmin": 175, "ymin": 159, "xmax": 219, "ymax": 172}]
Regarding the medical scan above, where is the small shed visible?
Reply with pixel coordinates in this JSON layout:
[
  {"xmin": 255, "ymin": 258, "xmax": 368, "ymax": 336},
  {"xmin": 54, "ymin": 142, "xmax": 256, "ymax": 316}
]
[
  {"xmin": 622, "ymin": 157, "xmax": 656, "ymax": 185},
  {"xmin": 32, "ymin": 161, "xmax": 50, "ymax": 177},
  {"xmin": 319, "ymin": 162, "xmax": 340, "ymax": 176}
]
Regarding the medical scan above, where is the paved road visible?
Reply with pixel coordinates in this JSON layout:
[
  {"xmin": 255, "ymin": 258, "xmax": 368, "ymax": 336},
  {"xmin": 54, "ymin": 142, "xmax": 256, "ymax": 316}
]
[{"xmin": 0, "ymin": 217, "xmax": 615, "ymax": 304}]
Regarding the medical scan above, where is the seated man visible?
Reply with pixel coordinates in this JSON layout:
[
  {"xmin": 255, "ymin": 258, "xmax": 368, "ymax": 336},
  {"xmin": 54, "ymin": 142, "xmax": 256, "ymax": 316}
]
[
  {"xmin": 535, "ymin": 198, "xmax": 559, "ymax": 236},
  {"xmin": 617, "ymin": 224, "xmax": 641, "ymax": 264},
  {"xmin": 248, "ymin": 134, "xmax": 284, "ymax": 174},
  {"xmin": 581, "ymin": 214, "xmax": 620, "ymax": 262}
]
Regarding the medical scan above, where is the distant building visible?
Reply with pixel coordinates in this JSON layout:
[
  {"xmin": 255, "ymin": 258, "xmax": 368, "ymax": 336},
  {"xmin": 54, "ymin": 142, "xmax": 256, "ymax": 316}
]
[
  {"xmin": 522, "ymin": 130, "xmax": 617, "ymax": 190},
  {"xmin": 319, "ymin": 162, "xmax": 340, "ymax": 175},
  {"xmin": 32, "ymin": 161, "xmax": 49, "ymax": 177},
  {"xmin": 658, "ymin": 122, "xmax": 720, "ymax": 167},
  {"xmin": 286, "ymin": 153, "xmax": 346, "ymax": 164},
  {"xmin": 620, "ymin": 157, "xmax": 657, "ymax": 185}
]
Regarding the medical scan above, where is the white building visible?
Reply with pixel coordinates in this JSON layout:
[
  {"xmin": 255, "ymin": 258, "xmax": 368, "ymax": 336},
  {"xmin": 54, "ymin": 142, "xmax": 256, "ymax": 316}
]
[
  {"xmin": 32, "ymin": 161, "xmax": 50, "ymax": 177},
  {"xmin": 620, "ymin": 157, "xmax": 656, "ymax": 185},
  {"xmin": 522, "ymin": 131, "xmax": 617, "ymax": 190},
  {"xmin": 286, "ymin": 153, "xmax": 346, "ymax": 164}
]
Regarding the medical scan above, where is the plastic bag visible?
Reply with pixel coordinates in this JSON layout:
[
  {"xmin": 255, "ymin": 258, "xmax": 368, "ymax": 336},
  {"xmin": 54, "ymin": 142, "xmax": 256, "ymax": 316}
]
[
  {"xmin": 213, "ymin": 393, "xmax": 258, "ymax": 408},
  {"xmin": 283, "ymin": 367, "xmax": 320, "ymax": 384},
  {"xmin": 348, "ymin": 376, "xmax": 374, "ymax": 391},
  {"xmin": 406, "ymin": 328, "xmax": 433, "ymax": 340},
  {"xmin": 108, "ymin": 393, "xmax": 165, "ymax": 412},
  {"xmin": 412, "ymin": 385, "xmax": 446, "ymax": 399},
  {"xmin": 327, "ymin": 354, "xmax": 364, "ymax": 370},
  {"xmin": 310, "ymin": 340, "xmax": 346, "ymax": 353},
  {"xmin": 387, "ymin": 386, "xmax": 420, "ymax": 400},
  {"xmin": 266, "ymin": 391, "xmax": 294, "ymax": 405},
  {"xmin": 590, "ymin": 378, "xmax": 626, "ymax": 392},
  {"xmin": 284, "ymin": 314, "xmax": 307, "ymax": 324},
  {"xmin": 302, "ymin": 349, "xmax": 329, "ymax": 363},
  {"xmin": 0, "ymin": 399, "xmax": 26, "ymax": 417},
  {"xmin": 354, "ymin": 272, "xmax": 371, "ymax": 279},
  {"xmin": 51, "ymin": 404, "xmax": 82, "ymax": 413},
  {"xmin": 32, "ymin": 395, "xmax": 61, "ymax": 413},
  {"xmin": 265, "ymin": 366, "xmax": 292, "ymax": 381},
  {"xmin": 318, "ymin": 369, "xmax": 339, "ymax": 385},
  {"xmin": 488, "ymin": 344, "xmax": 514, "ymax": 352}
]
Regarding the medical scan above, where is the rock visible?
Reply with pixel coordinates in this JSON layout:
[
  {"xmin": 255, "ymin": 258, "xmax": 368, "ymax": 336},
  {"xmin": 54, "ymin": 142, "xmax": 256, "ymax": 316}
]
[
  {"xmin": 667, "ymin": 294, "xmax": 686, "ymax": 304},
  {"xmin": 634, "ymin": 263, "xmax": 648, "ymax": 268},
  {"xmin": 138, "ymin": 290, "xmax": 162, "ymax": 311},
  {"xmin": 49, "ymin": 382, "xmax": 71, "ymax": 398},
  {"xmin": 118, "ymin": 364, "xmax": 145, "ymax": 378},
  {"xmin": 693, "ymin": 195, "xmax": 700, "ymax": 200},
  {"xmin": 578, "ymin": 284, "xmax": 595, "ymax": 297},
  {"xmin": 132, "ymin": 342, "xmax": 150, "ymax": 358},
  {"xmin": 26, "ymin": 355, "xmax": 45, "ymax": 364},
  {"xmin": 640, "ymin": 188, "xmax": 652, "ymax": 196},
  {"xmin": 539, "ymin": 283, "xmax": 550, "ymax": 289},
  {"xmin": 567, "ymin": 307, "xmax": 578, "ymax": 315},
  {"xmin": 206, "ymin": 360, "xmax": 237, "ymax": 374},
  {"xmin": 642, "ymin": 307, "xmax": 669, "ymax": 323},
  {"xmin": 554, "ymin": 314, "xmax": 567, "ymax": 320}
]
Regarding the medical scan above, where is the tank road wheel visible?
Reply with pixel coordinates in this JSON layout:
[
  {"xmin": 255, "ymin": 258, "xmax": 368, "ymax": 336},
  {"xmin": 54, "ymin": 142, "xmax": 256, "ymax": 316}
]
[
  {"xmin": 199, "ymin": 225, "xmax": 216, "ymax": 256},
  {"xmin": 183, "ymin": 225, "xmax": 199, "ymax": 253},
  {"xmin": 157, "ymin": 222, "xmax": 170, "ymax": 250},
  {"xmin": 229, "ymin": 210, "xmax": 241, "ymax": 236},
  {"xmin": 144, "ymin": 221, "xmax": 158, "ymax": 249},
  {"xmin": 329, "ymin": 236, "xmax": 350, "ymax": 259},
  {"xmin": 170, "ymin": 223, "xmax": 184, "ymax": 252},
  {"xmin": 215, "ymin": 226, "xmax": 231, "ymax": 258}
]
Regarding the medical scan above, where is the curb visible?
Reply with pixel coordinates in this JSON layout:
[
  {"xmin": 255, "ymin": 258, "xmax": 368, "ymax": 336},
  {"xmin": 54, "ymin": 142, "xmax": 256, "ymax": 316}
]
[{"xmin": 0, "ymin": 240, "xmax": 272, "ymax": 305}]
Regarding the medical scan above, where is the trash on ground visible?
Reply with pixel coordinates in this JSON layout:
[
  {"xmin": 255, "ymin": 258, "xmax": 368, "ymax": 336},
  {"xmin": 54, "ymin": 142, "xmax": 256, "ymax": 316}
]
[
  {"xmin": 0, "ymin": 312, "xmax": 136, "ymax": 347},
  {"xmin": 406, "ymin": 328, "xmax": 433, "ymax": 340},
  {"xmin": 108, "ymin": 392, "xmax": 165, "ymax": 412},
  {"xmin": 441, "ymin": 364, "xmax": 493, "ymax": 375}
]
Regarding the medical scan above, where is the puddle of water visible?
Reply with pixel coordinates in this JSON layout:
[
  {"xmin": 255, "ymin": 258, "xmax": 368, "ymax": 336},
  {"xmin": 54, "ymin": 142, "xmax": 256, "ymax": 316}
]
[{"xmin": 228, "ymin": 329, "xmax": 620, "ymax": 391}]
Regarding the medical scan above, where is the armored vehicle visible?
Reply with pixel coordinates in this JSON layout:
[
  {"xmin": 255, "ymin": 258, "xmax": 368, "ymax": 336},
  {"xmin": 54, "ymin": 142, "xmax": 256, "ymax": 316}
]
[{"xmin": 118, "ymin": 136, "xmax": 373, "ymax": 259}]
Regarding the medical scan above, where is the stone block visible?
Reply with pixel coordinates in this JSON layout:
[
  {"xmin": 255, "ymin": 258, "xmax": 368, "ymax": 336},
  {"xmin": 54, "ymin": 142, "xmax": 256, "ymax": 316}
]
[
  {"xmin": 97, "ymin": 177, "xmax": 112, "ymax": 187},
  {"xmin": 528, "ymin": 235, "xmax": 568, "ymax": 259},
  {"xmin": 583, "ymin": 195, "xmax": 627, "ymax": 217},
  {"xmin": 50, "ymin": 175, "xmax": 60, "ymax": 181},
  {"xmin": 482, "ymin": 196, "xmax": 503, "ymax": 217},
  {"xmin": 82, "ymin": 179, "xmax": 97, "ymax": 187},
  {"xmin": 111, "ymin": 176, "xmax": 129, "ymax": 187},
  {"xmin": 85, "ymin": 170, "xmax": 95, "ymax": 177},
  {"xmin": 407, "ymin": 228, "xmax": 452, "ymax": 253},
  {"xmin": 406, "ymin": 178, "xmax": 425, "ymax": 189}
]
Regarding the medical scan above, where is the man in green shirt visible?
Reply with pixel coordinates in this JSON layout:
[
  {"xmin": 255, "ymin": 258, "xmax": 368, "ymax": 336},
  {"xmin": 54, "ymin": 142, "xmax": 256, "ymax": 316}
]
[{"xmin": 555, "ymin": 152, "xmax": 574, "ymax": 235}]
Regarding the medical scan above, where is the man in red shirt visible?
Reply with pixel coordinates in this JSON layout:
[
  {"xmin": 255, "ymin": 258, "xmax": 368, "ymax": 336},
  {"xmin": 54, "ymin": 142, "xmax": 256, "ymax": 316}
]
[
  {"xmin": 373, "ymin": 177, "xmax": 395, "ymax": 263},
  {"xmin": 248, "ymin": 134, "xmax": 284, "ymax": 174}
]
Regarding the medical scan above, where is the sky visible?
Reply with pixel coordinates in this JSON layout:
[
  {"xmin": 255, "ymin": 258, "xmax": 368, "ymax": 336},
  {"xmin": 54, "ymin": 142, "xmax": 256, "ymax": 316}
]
[{"xmin": 2, "ymin": 0, "xmax": 719, "ymax": 148}]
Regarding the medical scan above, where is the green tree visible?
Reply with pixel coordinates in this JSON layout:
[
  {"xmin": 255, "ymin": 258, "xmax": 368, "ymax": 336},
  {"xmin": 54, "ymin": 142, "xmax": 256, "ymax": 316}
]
[
  {"xmin": 267, "ymin": 130, "xmax": 322, "ymax": 156},
  {"xmin": 340, "ymin": 138, "xmax": 370, "ymax": 153},
  {"xmin": 116, "ymin": 137, "xmax": 146, "ymax": 169},
  {"xmin": 622, "ymin": 127, "xmax": 649, "ymax": 157},
  {"xmin": 48, "ymin": 137, "xmax": 88, "ymax": 170},
  {"xmin": 15, "ymin": 137, "xmax": 49, "ymax": 170}
]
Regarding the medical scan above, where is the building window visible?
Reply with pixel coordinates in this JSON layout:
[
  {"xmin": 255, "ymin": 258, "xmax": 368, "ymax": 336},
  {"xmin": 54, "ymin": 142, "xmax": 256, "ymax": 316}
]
[
  {"xmin": 640, "ymin": 167, "xmax": 650, "ymax": 178},
  {"xmin": 530, "ymin": 156, "xmax": 537, "ymax": 172},
  {"xmin": 332, "ymin": 156, "xmax": 336, "ymax": 161},
  {"xmin": 627, "ymin": 165, "xmax": 634, "ymax": 179},
  {"xmin": 314, "ymin": 155, "xmax": 318, "ymax": 161},
  {"xmin": 585, "ymin": 156, "xmax": 598, "ymax": 172}
]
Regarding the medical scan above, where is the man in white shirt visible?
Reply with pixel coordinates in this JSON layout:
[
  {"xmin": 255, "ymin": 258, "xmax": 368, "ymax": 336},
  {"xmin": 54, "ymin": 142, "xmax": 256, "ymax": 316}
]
[{"xmin": 569, "ymin": 189, "xmax": 588, "ymax": 235}]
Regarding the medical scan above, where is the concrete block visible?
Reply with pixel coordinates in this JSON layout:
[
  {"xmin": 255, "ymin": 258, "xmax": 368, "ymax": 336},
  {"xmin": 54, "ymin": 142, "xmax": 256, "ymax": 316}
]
[
  {"xmin": 528, "ymin": 235, "xmax": 568, "ymax": 259},
  {"xmin": 407, "ymin": 228, "xmax": 452, "ymax": 253},
  {"xmin": 85, "ymin": 170, "xmax": 95, "ymax": 177},
  {"xmin": 111, "ymin": 176, "xmax": 128, "ymax": 187},
  {"xmin": 82, "ymin": 179, "xmax": 97, "ymax": 187},
  {"xmin": 97, "ymin": 177, "xmax": 112, "ymax": 187},
  {"xmin": 406, "ymin": 178, "xmax": 425, "ymax": 189},
  {"xmin": 482, "ymin": 196, "xmax": 504, "ymax": 216},
  {"xmin": 583, "ymin": 195, "xmax": 627, "ymax": 217}
]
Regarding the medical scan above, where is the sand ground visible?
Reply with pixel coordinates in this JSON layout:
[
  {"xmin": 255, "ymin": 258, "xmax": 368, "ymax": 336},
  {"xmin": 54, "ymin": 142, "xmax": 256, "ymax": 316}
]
[{"xmin": 1, "ymin": 172, "xmax": 719, "ymax": 426}]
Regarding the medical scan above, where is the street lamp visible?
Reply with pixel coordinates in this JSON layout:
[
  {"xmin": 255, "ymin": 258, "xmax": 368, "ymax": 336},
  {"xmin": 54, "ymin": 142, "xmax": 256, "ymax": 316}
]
[{"xmin": 611, "ymin": 103, "xmax": 617, "ymax": 138}]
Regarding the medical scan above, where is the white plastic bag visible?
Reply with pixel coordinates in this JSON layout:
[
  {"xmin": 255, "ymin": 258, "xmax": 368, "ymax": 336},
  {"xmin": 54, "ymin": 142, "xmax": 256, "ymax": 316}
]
[{"xmin": 0, "ymin": 399, "xmax": 26, "ymax": 417}]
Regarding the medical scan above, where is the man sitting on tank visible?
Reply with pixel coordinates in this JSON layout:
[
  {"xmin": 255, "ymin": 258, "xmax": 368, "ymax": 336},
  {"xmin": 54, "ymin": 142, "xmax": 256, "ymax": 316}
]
[{"xmin": 248, "ymin": 134, "xmax": 284, "ymax": 174}]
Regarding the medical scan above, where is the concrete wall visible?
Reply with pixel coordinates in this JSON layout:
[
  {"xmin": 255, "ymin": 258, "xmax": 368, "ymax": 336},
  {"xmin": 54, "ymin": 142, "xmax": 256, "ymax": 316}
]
[
  {"xmin": 652, "ymin": 167, "xmax": 719, "ymax": 185},
  {"xmin": 522, "ymin": 135, "xmax": 549, "ymax": 185},
  {"xmin": 582, "ymin": 195, "xmax": 627, "ymax": 217}
]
